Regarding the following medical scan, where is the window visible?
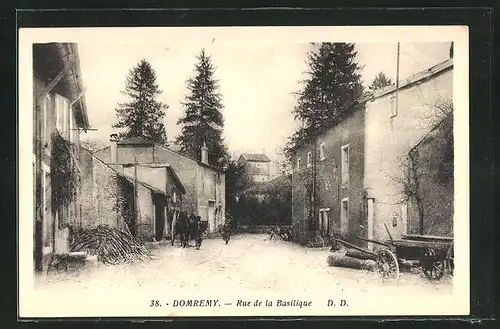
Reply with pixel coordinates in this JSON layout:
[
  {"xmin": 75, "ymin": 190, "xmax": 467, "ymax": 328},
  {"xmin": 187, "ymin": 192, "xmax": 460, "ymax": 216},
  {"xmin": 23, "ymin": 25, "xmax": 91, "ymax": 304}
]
[
  {"xmin": 69, "ymin": 106, "xmax": 79, "ymax": 145},
  {"xmin": 341, "ymin": 198, "xmax": 349, "ymax": 235},
  {"xmin": 390, "ymin": 96, "xmax": 398, "ymax": 117},
  {"xmin": 319, "ymin": 142, "xmax": 326, "ymax": 161},
  {"xmin": 55, "ymin": 93, "xmax": 70, "ymax": 139},
  {"xmin": 296, "ymin": 157, "xmax": 301, "ymax": 170},
  {"xmin": 341, "ymin": 144, "xmax": 349, "ymax": 185},
  {"xmin": 307, "ymin": 151, "xmax": 312, "ymax": 167},
  {"xmin": 172, "ymin": 190, "xmax": 177, "ymax": 204},
  {"xmin": 319, "ymin": 208, "xmax": 330, "ymax": 233},
  {"xmin": 42, "ymin": 94, "xmax": 51, "ymax": 144}
]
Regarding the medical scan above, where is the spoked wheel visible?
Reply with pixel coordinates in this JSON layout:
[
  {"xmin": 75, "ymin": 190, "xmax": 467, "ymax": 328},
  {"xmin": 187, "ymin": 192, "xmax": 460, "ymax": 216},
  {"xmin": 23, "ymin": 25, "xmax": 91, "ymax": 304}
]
[
  {"xmin": 376, "ymin": 249, "xmax": 400, "ymax": 280},
  {"xmin": 422, "ymin": 261, "xmax": 446, "ymax": 280},
  {"xmin": 313, "ymin": 235, "xmax": 325, "ymax": 248}
]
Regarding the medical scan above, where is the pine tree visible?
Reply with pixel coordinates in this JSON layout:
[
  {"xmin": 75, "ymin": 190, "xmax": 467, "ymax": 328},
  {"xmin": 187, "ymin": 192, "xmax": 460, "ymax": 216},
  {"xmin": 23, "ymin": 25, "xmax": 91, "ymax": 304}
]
[
  {"xmin": 368, "ymin": 71, "xmax": 394, "ymax": 92},
  {"xmin": 113, "ymin": 59, "xmax": 168, "ymax": 146},
  {"xmin": 175, "ymin": 49, "xmax": 228, "ymax": 166},
  {"xmin": 285, "ymin": 43, "xmax": 363, "ymax": 159},
  {"xmin": 292, "ymin": 43, "xmax": 363, "ymax": 131}
]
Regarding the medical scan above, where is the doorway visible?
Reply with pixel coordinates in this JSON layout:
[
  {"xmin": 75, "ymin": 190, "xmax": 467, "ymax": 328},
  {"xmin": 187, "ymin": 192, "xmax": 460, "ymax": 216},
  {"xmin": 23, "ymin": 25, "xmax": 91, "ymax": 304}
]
[
  {"xmin": 341, "ymin": 198, "xmax": 349, "ymax": 236},
  {"xmin": 153, "ymin": 193, "xmax": 165, "ymax": 241},
  {"xmin": 207, "ymin": 201, "xmax": 216, "ymax": 233}
]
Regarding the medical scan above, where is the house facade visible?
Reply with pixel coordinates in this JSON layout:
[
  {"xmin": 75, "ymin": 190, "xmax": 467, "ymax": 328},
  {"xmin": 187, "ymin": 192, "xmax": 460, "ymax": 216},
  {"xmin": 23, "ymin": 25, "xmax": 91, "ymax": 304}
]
[
  {"xmin": 33, "ymin": 43, "xmax": 90, "ymax": 272},
  {"xmin": 237, "ymin": 153, "xmax": 271, "ymax": 183},
  {"xmin": 93, "ymin": 137, "xmax": 226, "ymax": 233},
  {"xmin": 79, "ymin": 147, "xmax": 186, "ymax": 242},
  {"xmin": 291, "ymin": 104, "xmax": 366, "ymax": 244},
  {"xmin": 364, "ymin": 59, "xmax": 453, "ymax": 243},
  {"xmin": 291, "ymin": 57, "xmax": 454, "ymax": 247}
]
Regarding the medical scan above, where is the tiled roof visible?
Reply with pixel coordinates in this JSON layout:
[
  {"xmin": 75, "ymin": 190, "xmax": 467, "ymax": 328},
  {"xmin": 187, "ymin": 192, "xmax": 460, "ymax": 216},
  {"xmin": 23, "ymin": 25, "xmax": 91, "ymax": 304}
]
[
  {"xmin": 106, "ymin": 136, "xmax": 224, "ymax": 172},
  {"xmin": 241, "ymin": 153, "xmax": 271, "ymax": 163},
  {"xmin": 117, "ymin": 136, "xmax": 155, "ymax": 146}
]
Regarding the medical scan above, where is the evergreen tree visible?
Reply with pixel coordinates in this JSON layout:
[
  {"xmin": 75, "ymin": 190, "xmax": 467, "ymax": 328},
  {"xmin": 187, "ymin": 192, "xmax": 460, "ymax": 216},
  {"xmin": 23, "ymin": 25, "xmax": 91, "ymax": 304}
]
[
  {"xmin": 368, "ymin": 71, "xmax": 394, "ymax": 92},
  {"xmin": 113, "ymin": 59, "xmax": 168, "ymax": 146},
  {"xmin": 292, "ymin": 43, "xmax": 363, "ymax": 130},
  {"xmin": 285, "ymin": 42, "xmax": 363, "ymax": 159},
  {"xmin": 176, "ymin": 49, "xmax": 228, "ymax": 166}
]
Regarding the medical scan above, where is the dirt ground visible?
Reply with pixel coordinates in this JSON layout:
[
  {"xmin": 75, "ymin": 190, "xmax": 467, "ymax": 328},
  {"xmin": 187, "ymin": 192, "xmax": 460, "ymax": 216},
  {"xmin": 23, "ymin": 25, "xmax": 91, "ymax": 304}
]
[{"xmin": 35, "ymin": 234, "xmax": 453, "ymax": 298}]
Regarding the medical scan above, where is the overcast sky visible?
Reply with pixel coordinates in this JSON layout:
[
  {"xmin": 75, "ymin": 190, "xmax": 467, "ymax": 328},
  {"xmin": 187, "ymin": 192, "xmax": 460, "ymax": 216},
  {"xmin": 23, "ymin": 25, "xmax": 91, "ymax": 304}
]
[{"xmin": 75, "ymin": 32, "xmax": 451, "ymax": 166}]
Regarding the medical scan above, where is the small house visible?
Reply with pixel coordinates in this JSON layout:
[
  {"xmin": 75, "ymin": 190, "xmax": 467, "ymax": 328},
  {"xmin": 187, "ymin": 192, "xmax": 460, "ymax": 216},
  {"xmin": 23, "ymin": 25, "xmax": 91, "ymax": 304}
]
[
  {"xmin": 93, "ymin": 136, "xmax": 226, "ymax": 233},
  {"xmin": 237, "ymin": 153, "xmax": 272, "ymax": 183}
]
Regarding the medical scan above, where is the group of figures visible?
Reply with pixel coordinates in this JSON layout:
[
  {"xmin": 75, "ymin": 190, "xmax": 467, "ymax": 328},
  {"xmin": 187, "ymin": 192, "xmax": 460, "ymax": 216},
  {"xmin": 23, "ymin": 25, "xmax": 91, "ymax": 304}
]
[{"xmin": 171, "ymin": 212, "xmax": 232, "ymax": 249}]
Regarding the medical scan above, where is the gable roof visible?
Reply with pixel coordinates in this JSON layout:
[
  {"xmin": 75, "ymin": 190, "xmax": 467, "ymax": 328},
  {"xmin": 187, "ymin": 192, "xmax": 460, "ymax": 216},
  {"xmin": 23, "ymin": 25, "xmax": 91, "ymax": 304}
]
[
  {"xmin": 34, "ymin": 43, "xmax": 90, "ymax": 131},
  {"xmin": 289, "ymin": 58, "xmax": 454, "ymax": 155},
  {"xmin": 368, "ymin": 58, "xmax": 453, "ymax": 101},
  {"xmin": 153, "ymin": 145, "xmax": 224, "ymax": 172},
  {"xmin": 130, "ymin": 162, "xmax": 187, "ymax": 195},
  {"xmin": 240, "ymin": 153, "xmax": 271, "ymax": 163},
  {"xmin": 94, "ymin": 137, "xmax": 225, "ymax": 173},
  {"xmin": 117, "ymin": 136, "xmax": 155, "ymax": 146},
  {"xmin": 90, "ymin": 153, "xmax": 167, "ymax": 196}
]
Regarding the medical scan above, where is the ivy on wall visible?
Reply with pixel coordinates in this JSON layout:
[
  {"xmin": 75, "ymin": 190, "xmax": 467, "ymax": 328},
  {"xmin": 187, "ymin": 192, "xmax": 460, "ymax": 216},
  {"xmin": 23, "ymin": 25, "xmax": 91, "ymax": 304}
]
[
  {"xmin": 50, "ymin": 133, "xmax": 79, "ymax": 228},
  {"xmin": 116, "ymin": 175, "xmax": 137, "ymax": 235}
]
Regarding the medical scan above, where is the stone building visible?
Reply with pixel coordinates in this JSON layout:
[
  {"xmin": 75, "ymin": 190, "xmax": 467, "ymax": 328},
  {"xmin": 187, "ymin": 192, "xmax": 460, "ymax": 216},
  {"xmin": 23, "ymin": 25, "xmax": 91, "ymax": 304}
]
[
  {"xmin": 93, "ymin": 137, "xmax": 226, "ymax": 233},
  {"xmin": 79, "ymin": 148, "xmax": 186, "ymax": 242},
  {"xmin": 236, "ymin": 153, "xmax": 272, "ymax": 183},
  {"xmin": 291, "ymin": 57, "xmax": 454, "ymax": 247},
  {"xmin": 33, "ymin": 43, "xmax": 91, "ymax": 271}
]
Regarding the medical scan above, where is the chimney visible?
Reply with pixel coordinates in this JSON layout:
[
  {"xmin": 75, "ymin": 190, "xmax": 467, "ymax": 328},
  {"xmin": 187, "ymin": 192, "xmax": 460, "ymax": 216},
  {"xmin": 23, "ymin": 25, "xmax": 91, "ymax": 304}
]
[
  {"xmin": 449, "ymin": 42, "xmax": 454, "ymax": 59},
  {"xmin": 201, "ymin": 141, "xmax": 208, "ymax": 164},
  {"xmin": 110, "ymin": 133, "xmax": 118, "ymax": 163}
]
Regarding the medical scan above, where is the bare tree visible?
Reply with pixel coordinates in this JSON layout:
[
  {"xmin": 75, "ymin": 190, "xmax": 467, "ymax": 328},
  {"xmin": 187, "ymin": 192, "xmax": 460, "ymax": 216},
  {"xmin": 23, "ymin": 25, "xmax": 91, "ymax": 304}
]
[
  {"xmin": 389, "ymin": 96, "xmax": 453, "ymax": 235},
  {"xmin": 390, "ymin": 152, "xmax": 425, "ymax": 234}
]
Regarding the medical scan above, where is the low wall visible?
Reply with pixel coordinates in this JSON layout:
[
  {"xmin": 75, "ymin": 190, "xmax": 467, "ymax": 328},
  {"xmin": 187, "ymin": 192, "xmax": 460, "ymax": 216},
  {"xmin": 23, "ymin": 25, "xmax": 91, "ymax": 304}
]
[{"xmin": 235, "ymin": 225, "xmax": 287, "ymax": 234}]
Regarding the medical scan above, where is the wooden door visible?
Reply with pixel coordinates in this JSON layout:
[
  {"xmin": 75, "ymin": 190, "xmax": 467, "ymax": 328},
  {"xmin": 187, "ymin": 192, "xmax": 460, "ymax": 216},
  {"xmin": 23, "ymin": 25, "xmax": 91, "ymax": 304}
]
[{"xmin": 154, "ymin": 195, "xmax": 165, "ymax": 241}]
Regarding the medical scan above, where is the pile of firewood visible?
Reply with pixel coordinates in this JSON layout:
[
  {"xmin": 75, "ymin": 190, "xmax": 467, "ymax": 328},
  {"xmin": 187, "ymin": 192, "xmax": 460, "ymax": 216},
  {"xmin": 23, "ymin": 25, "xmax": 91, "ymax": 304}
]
[
  {"xmin": 326, "ymin": 253, "xmax": 377, "ymax": 271},
  {"xmin": 70, "ymin": 225, "xmax": 151, "ymax": 265}
]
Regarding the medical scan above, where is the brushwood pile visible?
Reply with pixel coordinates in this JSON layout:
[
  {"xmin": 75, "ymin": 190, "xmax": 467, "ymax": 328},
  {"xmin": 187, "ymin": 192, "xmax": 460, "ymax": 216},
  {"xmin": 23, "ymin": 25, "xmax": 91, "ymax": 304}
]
[{"xmin": 70, "ymin": 225, "xmax": 151, "ymax": 265}]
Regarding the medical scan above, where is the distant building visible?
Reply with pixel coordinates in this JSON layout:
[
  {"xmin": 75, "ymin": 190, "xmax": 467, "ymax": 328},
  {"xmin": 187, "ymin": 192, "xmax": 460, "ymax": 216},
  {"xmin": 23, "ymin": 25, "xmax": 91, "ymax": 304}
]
[
  {"xmin": 237, "ymin": 153, "xmax": 271, "ymax": 183},
  {"xmin": 33, "ymin": 43, "xmax": 91, "ymax": 272},
  {"xmin": 291, "ymin": 58, "xmax": 454, "ymax": 246},
  {"xmin": 93, "ymin": 137, "xmax": 225, "ymax": 234}
]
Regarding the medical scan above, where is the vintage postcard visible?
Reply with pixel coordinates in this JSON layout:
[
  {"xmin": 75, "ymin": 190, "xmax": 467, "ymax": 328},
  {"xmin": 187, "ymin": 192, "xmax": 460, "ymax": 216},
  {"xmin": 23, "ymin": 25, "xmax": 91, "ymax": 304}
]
[{"xmin": 18, "ymin": 26, "xmax": 469, "ymax": 318}]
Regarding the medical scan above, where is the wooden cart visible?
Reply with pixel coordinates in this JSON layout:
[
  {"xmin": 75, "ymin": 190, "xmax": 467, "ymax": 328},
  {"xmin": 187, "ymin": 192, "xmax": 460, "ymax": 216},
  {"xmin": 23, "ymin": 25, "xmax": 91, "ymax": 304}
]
[
  {"xmin": 377, "ymin": 233, "xmax": 454, "ymax": 281},
  {"xmin": 334, "ymin": 225, "xmax": 454, "ymax": 281}
]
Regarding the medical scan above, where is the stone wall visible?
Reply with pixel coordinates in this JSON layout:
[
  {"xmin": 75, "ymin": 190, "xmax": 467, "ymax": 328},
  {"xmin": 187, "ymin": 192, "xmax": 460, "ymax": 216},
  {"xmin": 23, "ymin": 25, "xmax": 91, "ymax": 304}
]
[
  {"xmin": 292, "ymin": 105, "xmax": 366, "ymax": 245},
  {"xmin": 408, "ymin": 114, "xmax": 454, "ymax": 236}
]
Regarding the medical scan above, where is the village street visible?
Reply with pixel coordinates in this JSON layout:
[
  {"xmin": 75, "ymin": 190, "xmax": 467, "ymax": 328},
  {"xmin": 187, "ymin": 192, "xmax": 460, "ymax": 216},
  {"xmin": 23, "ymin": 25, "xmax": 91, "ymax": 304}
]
[{"xmin": 35, "ymin": 234, "xmax": 452, "ymax": 300}]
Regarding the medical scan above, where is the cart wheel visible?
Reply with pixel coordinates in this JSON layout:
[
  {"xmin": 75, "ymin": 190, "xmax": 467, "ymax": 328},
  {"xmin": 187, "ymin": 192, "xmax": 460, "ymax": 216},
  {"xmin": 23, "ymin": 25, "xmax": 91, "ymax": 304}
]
[
  {"xmin": 423, "ymin": 261, "xmax": 445, "ymax": 280},
  {"xmin": 376, "ymin": 249, "xmax": 399, "ymax": 280},
  {"xmin": 314, "ymin": 235, "xmax": 325, "ymax": 248}
]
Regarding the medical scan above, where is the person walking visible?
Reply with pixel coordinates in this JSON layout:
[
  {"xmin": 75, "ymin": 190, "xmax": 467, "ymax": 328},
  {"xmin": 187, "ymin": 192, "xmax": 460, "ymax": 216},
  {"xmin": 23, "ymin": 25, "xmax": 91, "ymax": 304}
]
[{"xmin": 221, "ymin": 218, "xmax": 232, "ymax": 245}]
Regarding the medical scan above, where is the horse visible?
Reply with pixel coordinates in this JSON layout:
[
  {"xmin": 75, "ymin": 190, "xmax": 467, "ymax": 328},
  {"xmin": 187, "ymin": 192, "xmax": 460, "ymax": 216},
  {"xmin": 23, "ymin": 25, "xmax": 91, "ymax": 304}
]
[
  {"xmin": 195, "ymin": 218, "xmax": 209, "ymax": 249},
  {"xmin": 172, "ymin": 212, "xmax": 209, "ymax": 249},
  {"xmin": 171, "ymin": 211, "xmax": 189, "ymax": 247}
]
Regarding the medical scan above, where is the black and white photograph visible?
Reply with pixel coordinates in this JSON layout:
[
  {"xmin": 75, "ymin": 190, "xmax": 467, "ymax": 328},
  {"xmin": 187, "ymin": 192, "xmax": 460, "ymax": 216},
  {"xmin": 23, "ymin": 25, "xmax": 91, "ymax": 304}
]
[{"xmin": 19, "ymin": 26, "xmax": 469, "ymax": 317}]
